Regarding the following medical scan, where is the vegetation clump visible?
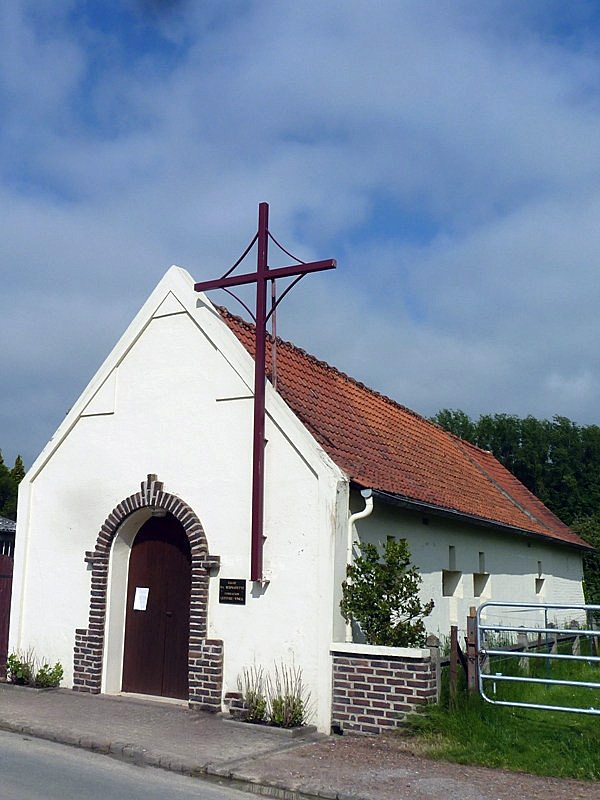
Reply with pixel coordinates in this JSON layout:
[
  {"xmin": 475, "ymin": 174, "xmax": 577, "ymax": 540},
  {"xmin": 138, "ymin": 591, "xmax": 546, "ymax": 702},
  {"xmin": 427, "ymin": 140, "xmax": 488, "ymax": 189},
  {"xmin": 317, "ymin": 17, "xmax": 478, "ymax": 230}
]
[
  {"xmin": 237, "ymin": 661, "xmax": 311, "ymax": 728},
  {"xmin": 6, "ymin": 649, "xmax": 63, "ymax": 688},
  {"xmin": 266, "ymin": 663, "xmax": 310, "ymax": 728},
  {"xmin": 237, "ymin": 665, "xmax": 267, "ymax": 723},
  {"xmin": 341, "ymin": 537, "xmax": 434, "ymax": 647},
  {"xmin": 0, "ymin": 451, "xmax": 25, "ymax": 520}
]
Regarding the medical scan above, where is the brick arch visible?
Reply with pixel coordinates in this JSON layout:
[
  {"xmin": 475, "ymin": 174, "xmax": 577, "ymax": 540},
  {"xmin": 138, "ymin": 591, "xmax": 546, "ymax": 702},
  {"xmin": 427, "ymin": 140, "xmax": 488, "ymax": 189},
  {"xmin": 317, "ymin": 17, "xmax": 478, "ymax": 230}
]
[{"xmin": 73, "ymin": 474, "xmax": 223, "ymax": 711}]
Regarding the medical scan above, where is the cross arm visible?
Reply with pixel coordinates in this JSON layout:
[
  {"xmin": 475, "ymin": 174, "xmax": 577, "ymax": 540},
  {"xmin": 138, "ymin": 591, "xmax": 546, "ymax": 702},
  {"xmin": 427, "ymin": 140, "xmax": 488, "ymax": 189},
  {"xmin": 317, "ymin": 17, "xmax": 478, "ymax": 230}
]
[{"xmin": 194, "ymin": 259, "xmax": 336, "ymax": 293}]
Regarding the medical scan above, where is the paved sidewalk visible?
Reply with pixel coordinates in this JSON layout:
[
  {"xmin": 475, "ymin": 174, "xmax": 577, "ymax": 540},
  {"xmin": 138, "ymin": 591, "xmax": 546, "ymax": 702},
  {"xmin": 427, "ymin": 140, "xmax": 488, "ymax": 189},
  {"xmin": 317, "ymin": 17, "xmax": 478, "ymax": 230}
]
[{"xmin": 0, "ymin": 683, "xmax": 598, "ymax": 800}]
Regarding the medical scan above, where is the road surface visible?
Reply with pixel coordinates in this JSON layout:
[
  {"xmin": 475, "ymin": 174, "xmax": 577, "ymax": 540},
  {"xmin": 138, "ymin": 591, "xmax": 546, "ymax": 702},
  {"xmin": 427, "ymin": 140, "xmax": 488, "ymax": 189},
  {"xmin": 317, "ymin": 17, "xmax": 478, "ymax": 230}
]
[{"xmin": 0, "ymin": 730, "xmax": 251, "ymax": 800}]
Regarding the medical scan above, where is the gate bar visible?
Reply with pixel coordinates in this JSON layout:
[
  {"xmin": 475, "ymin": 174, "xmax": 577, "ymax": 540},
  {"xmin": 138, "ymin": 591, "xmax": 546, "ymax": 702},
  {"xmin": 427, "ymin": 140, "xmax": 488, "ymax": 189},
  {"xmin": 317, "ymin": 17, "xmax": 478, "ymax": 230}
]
[
  {"xmin": 481, "ymin": 673, "xmax": 600, "ymax": 690},
  {"xmin": 479, "ymin": 624, "xmax": 599, "ymax": 637},
  {"xmin": 481, "ymin": 648, "xmax": 600, "ymax": 663},
  {"xmin": 480, "ymin": 697, "xmax": 600, "ymax": 715}
]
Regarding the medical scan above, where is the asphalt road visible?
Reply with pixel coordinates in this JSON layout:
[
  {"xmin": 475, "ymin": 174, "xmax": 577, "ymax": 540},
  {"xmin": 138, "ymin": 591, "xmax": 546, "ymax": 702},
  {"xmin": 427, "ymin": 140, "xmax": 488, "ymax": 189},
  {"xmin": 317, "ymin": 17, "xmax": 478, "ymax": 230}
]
[{"xmin": 0, "ymin": 730, "xmax": 251, "ymax": 800}]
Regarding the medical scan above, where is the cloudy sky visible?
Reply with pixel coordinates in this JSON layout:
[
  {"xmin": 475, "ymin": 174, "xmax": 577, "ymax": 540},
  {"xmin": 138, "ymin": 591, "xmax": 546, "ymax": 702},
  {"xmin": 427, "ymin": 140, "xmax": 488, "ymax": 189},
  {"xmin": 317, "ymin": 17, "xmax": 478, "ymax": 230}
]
[{"xmin": 2, "ymin": 1, "xmax": 600, "ymax": 468}]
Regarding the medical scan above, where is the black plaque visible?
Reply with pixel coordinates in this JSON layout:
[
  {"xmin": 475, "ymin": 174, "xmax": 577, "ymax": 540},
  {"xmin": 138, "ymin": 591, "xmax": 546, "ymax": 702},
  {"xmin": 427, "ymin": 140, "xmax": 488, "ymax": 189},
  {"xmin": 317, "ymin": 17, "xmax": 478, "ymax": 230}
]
[{"xmin": 219, "ymin": 578, "xmax": 246, "ymax": 605}]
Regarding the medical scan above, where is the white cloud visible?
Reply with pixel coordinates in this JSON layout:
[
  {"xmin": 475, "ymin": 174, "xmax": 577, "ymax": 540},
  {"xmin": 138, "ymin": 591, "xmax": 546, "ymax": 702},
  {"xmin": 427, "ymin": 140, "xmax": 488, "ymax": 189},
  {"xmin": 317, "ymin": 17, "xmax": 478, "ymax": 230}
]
[{"xmin": 3, "ymin": 1, "xmax": 600, "ymax": 466}]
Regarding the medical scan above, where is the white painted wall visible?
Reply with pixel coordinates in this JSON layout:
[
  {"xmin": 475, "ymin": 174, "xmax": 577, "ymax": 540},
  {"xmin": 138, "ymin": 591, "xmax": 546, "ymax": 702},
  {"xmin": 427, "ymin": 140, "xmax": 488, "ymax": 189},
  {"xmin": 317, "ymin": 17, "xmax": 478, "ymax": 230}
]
[
  {"xmin": 10, "ymin": 267, "xmax": 347, "ymax": 733},
  {"xmin": 347, "ymin": 491, "xmax": 586, "ymax": 641}
]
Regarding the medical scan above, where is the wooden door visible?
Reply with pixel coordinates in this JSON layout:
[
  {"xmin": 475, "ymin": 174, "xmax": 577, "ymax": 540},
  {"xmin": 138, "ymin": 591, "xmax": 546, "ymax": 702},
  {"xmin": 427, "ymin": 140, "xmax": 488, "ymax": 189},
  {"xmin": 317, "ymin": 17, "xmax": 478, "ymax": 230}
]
[
  {"xmin": 122, "ymin": 515, "xmax": 191, "ymax": 700},
  {"xmin": 0, "ymin": 555, "xmax": 13, "ymax": 679}
]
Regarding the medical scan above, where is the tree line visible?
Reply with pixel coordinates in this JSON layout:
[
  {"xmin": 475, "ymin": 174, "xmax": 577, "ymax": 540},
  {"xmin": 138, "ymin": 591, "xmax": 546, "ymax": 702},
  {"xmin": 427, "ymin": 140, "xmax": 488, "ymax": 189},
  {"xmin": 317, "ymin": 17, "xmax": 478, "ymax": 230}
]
[
  {"xmin": 432, "ymin": 410, "xmax": 600, "ymax": 603},
  {"xmin": 0, "ymin": 453, "xmax": 24, "ymax": 521}
]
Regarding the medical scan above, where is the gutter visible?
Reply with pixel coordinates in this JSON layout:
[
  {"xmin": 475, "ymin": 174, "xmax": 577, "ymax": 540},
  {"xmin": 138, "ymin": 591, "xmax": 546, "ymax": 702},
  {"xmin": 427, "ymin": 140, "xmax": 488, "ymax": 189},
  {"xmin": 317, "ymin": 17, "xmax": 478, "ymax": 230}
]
[{"xmin": 352, "ymin": 485, "xmax": 592, "ymax": 553}]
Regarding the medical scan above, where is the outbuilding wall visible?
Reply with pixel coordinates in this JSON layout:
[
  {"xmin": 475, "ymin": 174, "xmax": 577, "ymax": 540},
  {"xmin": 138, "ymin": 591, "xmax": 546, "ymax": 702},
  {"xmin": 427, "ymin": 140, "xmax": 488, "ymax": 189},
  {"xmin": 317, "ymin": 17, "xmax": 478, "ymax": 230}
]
[{"xmin": 349, "ymin": 491, "xmax": 586, "ymax": 639}]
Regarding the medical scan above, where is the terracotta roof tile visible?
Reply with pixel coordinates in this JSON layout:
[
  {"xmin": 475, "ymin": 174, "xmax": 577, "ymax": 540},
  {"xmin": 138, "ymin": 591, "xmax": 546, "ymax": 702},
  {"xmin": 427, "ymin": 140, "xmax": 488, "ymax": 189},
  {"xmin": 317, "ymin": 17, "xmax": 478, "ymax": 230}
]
[{"xmin": 220, "ymin": 308, "xmax": 590, "ymax": 550}]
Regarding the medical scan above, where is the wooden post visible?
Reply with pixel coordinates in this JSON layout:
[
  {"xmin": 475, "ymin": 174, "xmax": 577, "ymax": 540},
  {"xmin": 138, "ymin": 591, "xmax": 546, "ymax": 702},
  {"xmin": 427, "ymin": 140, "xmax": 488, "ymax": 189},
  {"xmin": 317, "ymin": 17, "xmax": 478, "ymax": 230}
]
[
  {"xmin": 450, "ymin": 625, "xmax": 458, "ymax": 700},
  {"xmin": 466, "ymin": 606, "xmax": 478, "ymax": 692}
]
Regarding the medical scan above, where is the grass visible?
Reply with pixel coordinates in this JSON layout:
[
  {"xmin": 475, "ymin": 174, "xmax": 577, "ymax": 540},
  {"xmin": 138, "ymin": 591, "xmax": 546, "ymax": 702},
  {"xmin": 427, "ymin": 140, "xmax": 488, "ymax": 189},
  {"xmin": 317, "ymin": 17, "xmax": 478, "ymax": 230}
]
[{"xmin": 403, "ymin": 642, "xmax": 600, "ymax": 781}]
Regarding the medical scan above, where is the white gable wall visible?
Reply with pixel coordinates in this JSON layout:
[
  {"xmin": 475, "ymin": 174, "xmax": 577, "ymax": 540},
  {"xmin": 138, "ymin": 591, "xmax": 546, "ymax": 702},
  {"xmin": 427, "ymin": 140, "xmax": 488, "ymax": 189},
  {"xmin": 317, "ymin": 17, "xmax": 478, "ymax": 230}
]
[
  {"xmin": 348, "ymin": 492, "xmax": 586, "ymax": 639},
  {"xmin": 11, "ymin": 267, "xmax": 348, "ymax": 732}
]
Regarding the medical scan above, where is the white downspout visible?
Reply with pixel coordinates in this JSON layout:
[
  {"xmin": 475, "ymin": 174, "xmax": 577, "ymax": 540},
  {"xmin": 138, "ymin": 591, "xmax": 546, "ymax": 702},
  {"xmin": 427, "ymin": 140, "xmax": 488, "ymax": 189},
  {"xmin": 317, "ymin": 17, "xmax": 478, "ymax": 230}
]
[{"xmin": 345, "ymin": 488, "xmax": 374, "ymax": 642}]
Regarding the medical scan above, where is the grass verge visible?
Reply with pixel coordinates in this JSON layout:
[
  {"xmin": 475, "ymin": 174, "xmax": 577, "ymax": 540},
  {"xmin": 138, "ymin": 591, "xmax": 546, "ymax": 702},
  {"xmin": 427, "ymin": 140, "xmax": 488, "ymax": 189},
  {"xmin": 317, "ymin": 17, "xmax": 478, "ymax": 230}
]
[{"xmin": 402, "ymin": 651, "xmax": 600, "ymax": 781}]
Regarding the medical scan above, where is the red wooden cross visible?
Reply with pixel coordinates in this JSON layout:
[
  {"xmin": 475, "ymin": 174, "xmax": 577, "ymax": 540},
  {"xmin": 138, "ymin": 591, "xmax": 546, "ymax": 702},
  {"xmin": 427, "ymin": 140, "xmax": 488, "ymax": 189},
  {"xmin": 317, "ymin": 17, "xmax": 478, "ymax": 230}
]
[{"xmin": 194, "ymin": 203, "xmax": 336, "ymax": 581}]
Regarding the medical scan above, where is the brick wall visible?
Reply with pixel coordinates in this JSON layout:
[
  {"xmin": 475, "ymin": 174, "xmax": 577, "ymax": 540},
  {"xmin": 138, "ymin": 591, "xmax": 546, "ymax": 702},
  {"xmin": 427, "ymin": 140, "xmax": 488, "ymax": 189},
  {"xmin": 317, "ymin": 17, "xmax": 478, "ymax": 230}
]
[{"xmin": 331, "ymin": 643, "xmax": 438, "ymax": 734}]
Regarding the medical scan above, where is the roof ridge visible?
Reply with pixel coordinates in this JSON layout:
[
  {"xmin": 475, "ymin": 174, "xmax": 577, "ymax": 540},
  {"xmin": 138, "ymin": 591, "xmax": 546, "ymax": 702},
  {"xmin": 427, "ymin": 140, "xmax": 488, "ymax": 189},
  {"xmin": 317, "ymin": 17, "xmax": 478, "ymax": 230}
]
[
  {"xmin": 217, "ymin": 305, "xmax": 438, "ymax": 429},
  {"xmin": 445, "ymin": 431, "xmax": 495, "ymax": 456}
]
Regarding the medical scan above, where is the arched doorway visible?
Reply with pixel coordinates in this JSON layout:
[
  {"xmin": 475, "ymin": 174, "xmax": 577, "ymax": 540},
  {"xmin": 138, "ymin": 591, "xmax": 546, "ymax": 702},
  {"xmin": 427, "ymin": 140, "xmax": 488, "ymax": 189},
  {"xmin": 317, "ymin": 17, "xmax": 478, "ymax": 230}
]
[
  {"xmin": 122, "ymin": 514, "xmax": 191, "ymax": 699},
  {"xmin": 74, "ymin": 474, "xmax": 223, "ymax": 711}
]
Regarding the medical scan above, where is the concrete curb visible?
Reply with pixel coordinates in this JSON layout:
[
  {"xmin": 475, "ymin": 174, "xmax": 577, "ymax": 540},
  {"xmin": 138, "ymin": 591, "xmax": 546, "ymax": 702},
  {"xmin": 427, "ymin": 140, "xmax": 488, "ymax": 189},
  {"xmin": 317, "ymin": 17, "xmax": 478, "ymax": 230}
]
[
  {"xmin": 0, "ymin": 719, "xmax": 365, "ymax": 800},
  {"xmin": 221, "ymin": 716, "xmax": 319, "ymax": 739}
]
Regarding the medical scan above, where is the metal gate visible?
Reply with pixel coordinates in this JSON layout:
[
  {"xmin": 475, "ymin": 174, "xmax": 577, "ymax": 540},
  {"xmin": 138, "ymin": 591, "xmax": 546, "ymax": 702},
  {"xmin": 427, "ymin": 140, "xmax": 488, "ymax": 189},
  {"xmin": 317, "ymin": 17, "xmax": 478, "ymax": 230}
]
[{"xmin": 476, "ymin": 601, "xmax": 600, "ymax": 715}]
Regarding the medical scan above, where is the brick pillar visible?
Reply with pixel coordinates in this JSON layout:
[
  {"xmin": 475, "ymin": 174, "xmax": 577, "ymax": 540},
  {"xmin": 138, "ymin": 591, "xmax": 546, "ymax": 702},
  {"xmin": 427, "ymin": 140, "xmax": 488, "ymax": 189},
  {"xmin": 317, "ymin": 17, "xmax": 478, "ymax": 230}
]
[{"xmin": 189, "ymin": 639, "xmax": 224, "ymax": 711}]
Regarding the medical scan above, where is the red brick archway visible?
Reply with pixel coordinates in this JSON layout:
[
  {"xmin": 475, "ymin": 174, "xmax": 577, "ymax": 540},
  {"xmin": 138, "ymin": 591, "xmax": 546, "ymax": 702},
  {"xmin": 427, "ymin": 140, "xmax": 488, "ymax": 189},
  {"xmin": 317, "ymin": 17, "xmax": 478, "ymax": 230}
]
[{"xmin": 73, "ymin": 474, "xmax": 223, "ymax": 711}]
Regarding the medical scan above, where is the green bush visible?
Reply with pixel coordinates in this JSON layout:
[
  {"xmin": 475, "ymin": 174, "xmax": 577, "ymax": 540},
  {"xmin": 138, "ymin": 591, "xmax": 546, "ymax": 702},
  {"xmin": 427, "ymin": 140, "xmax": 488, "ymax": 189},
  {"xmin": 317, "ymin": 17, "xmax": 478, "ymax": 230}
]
[
  {"xmin": 6, "ymin": 649, "xmax": 63, "ymax": 688},
  {"xmin": 34, "ymin": 661, "xmax": 64, "ymax": 688},
  {"xmin": 237, "ymin": 665, "xmax": 267, "ymax": 723},
  {"xmin": 6, "ymin": 651, "xmax": 35, "ymax": 685},
  {"xmin": 341, "ymin": 537, "xmax": 434, "ymax": 647},
  {"xmin": 267, "ymin": 663, "xmax": 310, "ymax": 728},
  {"xmin": 237, "ymin": 661, "xmax": 311, "ymax": 727}
]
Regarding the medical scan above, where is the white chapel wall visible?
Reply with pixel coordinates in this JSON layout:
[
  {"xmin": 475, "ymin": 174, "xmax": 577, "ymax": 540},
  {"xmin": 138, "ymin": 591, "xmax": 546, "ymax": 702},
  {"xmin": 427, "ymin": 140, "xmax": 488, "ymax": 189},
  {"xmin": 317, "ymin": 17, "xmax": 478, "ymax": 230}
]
[{"xmin": 10, "ymin": 268, "xmax": 346, "ymax": 733}]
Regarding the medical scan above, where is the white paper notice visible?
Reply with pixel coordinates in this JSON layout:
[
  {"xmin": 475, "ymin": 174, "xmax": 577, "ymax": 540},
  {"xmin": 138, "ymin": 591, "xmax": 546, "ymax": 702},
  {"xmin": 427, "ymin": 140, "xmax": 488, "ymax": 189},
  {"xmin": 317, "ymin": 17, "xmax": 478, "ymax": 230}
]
[{"xmin": 133, "ymin": 587, "xmax": 149, "ymax": 611}]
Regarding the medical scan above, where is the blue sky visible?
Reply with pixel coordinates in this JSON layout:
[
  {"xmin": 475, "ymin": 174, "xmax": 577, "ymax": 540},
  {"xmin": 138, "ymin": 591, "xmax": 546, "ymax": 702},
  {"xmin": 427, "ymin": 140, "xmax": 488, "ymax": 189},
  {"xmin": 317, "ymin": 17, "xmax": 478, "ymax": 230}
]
[{"xmin": 3, "ymin": 1, "xmax": 600, "ymax": 467}]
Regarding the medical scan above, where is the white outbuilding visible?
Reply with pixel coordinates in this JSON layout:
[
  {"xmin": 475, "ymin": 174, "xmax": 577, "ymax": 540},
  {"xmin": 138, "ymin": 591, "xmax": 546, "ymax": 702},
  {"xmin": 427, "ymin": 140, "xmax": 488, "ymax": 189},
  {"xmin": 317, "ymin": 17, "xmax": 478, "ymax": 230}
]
[{"xmin": 9, "ymin": 266, "xmax": 590, "ymax": 732}]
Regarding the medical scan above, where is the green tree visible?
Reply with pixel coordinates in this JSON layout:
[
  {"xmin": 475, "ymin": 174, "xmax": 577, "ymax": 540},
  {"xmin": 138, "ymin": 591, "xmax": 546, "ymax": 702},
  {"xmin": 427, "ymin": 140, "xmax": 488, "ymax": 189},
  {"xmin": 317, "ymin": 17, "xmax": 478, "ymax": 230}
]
[
  {"xmin": 571, "ymin": 515, "xmax": 600, "ymax": 605},
  {"xmin": 432, "ymin": 409, "xmax": 600, "ymax": 526},
  {"xmin": 432, "ymin": 409, "xmax": 476, "ymax": 442},
  {"xmin": 0, "ymin": 451, "xmax": 25, "ymax": 521},
  {"xmin": 10, "ymin": 455, "xmax": 25, "ymax": 485},
  {"xmin": 340, "ymin": 537, "xmax": 434, "ymax": 647}
]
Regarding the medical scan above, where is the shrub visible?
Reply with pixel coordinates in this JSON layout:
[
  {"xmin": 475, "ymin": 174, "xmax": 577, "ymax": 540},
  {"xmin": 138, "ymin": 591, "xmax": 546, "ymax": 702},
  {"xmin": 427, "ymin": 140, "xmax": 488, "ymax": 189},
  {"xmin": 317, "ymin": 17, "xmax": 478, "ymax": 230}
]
[
  {"xmin": 266, "ymin": 662, "xmax": 310, "ymax": 728},
  {"xmin": 237, "ymin": 665, "xmax": 267, "ymax": 723},
  {"xmin": 341, "ymin": 537, "xmax": 434, "ymax": 647},
  {"xmin": 6, "ymin": 649, "xmax": 63, "ymax": 688},
  {"xmin": 34, "ymin": 661, "xmax": 64, "ymax": 688},
  {"xmin": 6, "ymin": 650, "xmax": 35, "ymax": 685},
  {"xmin": 237, "ymin": 661, "xmax": 312, "ymax": 727}
]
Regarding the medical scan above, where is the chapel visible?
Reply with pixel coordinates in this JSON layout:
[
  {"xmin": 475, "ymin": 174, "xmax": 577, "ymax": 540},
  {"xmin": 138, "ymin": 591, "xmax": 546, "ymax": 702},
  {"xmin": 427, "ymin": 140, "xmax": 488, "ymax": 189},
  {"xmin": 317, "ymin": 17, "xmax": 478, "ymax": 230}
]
[{"xmin": 9, "ymin": 265, "xmax": 589, "ymax": 732}]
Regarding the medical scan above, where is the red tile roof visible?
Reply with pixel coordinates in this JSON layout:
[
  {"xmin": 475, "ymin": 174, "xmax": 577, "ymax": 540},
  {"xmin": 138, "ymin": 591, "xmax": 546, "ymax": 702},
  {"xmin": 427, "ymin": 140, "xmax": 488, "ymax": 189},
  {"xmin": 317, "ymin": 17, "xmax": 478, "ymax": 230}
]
[{"xmin": 220, "ymin": 308, "xmax": 590, "ymax": 550}]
